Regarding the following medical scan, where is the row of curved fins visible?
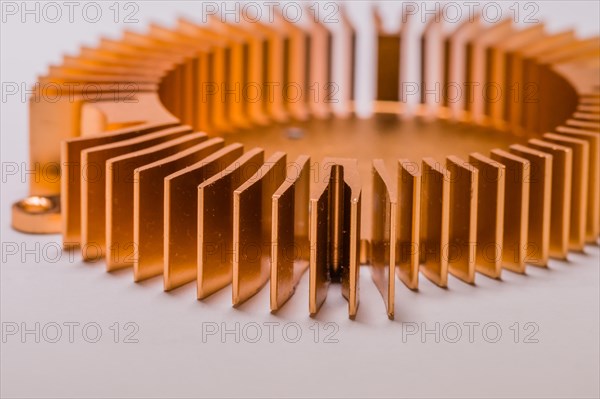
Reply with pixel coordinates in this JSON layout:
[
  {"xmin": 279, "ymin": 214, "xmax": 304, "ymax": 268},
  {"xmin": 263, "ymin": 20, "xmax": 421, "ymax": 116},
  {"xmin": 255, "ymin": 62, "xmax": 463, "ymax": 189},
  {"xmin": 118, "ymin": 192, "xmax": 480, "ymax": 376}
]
[
  {"xmin": 30, "ymin": 11, "xmax": 599, "ymax": 195},
  {"xmin": 59, "ymin": 112, "xmax": 599, "ymax": 318}
]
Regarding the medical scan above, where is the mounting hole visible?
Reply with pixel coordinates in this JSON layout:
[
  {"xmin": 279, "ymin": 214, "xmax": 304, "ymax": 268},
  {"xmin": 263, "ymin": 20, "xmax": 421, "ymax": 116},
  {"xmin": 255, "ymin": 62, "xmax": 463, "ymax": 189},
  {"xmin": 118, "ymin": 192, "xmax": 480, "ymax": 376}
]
[
  {"xmin": 12, "ymin": 195, "xmax": 61, "ymax": 234},
  {"xmin": 16, "ymin": 196, "xmax": 56, "ymax": 214}
]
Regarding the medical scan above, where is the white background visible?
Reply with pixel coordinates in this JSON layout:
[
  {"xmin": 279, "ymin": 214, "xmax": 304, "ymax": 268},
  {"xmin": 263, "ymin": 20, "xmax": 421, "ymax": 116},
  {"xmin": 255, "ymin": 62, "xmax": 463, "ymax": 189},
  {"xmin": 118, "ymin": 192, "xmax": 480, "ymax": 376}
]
[{"xmin": 1, "ymin": 1, "xmax": 599, "ymax": 398}]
